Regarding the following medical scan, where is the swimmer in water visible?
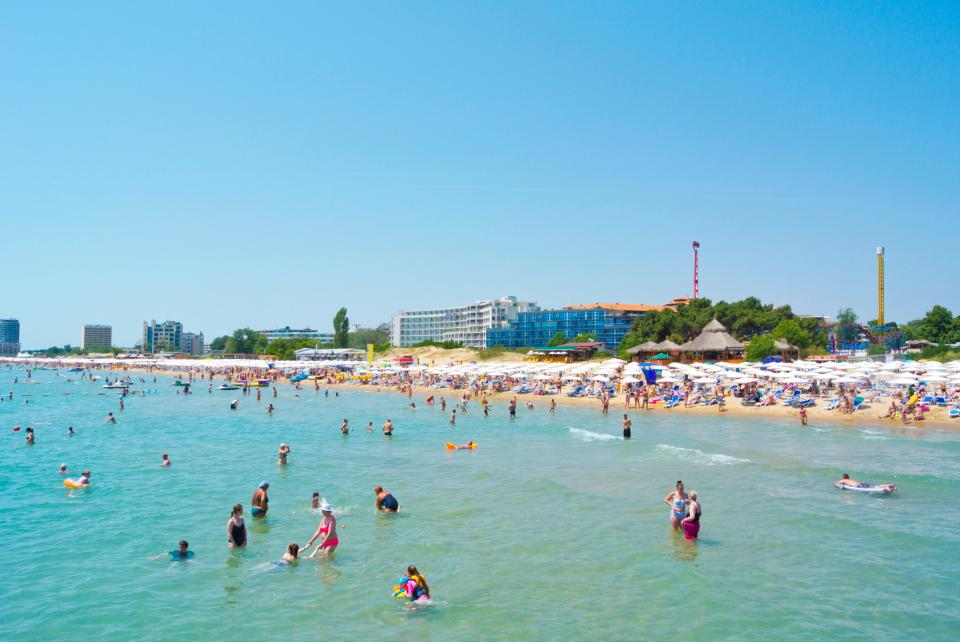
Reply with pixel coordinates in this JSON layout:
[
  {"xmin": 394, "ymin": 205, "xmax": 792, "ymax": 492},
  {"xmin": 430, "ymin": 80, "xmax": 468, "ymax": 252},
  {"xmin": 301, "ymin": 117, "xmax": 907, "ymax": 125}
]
[
  {"xmin": 105, "ymin": 412, "xmax": 116, "ymax": 424},
  {"xmin": 367, "ymin": 421, "xmax": 373, "ymax": 432},
  {"xmin": 622, "ymin": 414, "xmax": 632, "ymax": 440},
  {"xmin": 267, "ymin": 403, "xmax": 274, "ymax": 414},
  {"xmin": 665, "ymin": 480, "xmax": 688, "ymax": 530},
  {"xmin": 59, "ymin": 463, "xmax": 68, "ymax": 474},
  {"xmin": 170, "ymin": 540, "xmax": 194, "ymax": 559},
  {"xmin": 340, "ymin": 419, "xmax": 349, "ymax": 434},
  {"xmin": 311, "ymin": 492, "xmax": 320, "ymax": 509},
  {"xmin": 303, "ymin": 503, "xmax": 338, "ymax": 558},
  {"xmin": 25, "ymin": 427, "xmax": 35, "ymax": 445},
  {"xmin": 227, "ymin": 504, "xmax": 247, "ymax": 548},
  {"xmin": 398, "ymin": 565, "xmax": 431, "ymax": 603},
  {"xmin": 836, "ymin": 473, "xmax": 896, "ymax": 492},
  {"xmin": 161, "ymin": 453, "xmax": 171, "ymax": 467},
  {"xmin": 374, "ymin": 486, "xmax": 399, "ymax": 512},
  {"xmin": 277, "ymin": 443, "xmax": 291, "ymax": 465},
  {"xmin": 383, "ymin": 418, "xmax": 393, "ymax": 436},
  {"xmin": 282, "ymin": 543, "xmax": 299, "ymax": 564},
  {"xmin": 451, "ymin": 441, "xmax": 475, "ymax": 450},
  {"xmin": 67, "ymin": 426, "xmax": 75, "ymax": 436},
  {"xmin": 450, "ymin": 409, "xmax": 456, "ymax": 425},
  {"xmin": 230, "ymin": 400, "xmax": 239, "ymax": 410},
  {"xmin": 251, "ymin": 481, "xmax": 269, "ymax": 518}
]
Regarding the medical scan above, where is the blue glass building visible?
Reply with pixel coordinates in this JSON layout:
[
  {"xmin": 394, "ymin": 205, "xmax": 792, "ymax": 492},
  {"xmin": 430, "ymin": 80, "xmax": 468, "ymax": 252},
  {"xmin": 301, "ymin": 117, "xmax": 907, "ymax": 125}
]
[
  {"xmin": 0, "ymin": 318, "xmax": 21, "ymax": 356},
  {"xmin": 486, "ymin": 305, "xmax": 657, "ymax": 350}
]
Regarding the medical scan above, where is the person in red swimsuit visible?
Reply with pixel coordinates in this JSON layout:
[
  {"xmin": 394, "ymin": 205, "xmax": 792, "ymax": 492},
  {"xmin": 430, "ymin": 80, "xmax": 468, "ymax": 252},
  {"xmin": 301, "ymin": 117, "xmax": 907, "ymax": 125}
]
[{"xmin": 303, "ymin": 503, "xmax": 339, "ymax": 557}]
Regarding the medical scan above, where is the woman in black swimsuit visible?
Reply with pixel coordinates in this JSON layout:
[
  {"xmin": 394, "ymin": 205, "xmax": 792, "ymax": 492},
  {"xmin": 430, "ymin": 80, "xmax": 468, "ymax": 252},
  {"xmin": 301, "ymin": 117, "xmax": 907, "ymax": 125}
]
[
  {"xmin": 227, "ymin": 503, "xmax": 247, "ymax": 548},
  {"xmin": 374, "ymin": 486, "xmax": 400, "ymax": 512}
]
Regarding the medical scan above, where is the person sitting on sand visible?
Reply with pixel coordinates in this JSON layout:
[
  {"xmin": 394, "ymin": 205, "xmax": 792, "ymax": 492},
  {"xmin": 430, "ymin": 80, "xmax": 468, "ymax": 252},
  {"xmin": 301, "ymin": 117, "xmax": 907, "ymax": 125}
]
[
  {"xmin": 836, "ymin": 473, "xmax": 896, "ymax": 492},
  {"xmin": 277, "ymin": 443, "xmax": 291, "ymax": 465},
  {"xmin": 375, "ymin": 486, "xmax": 400, "ymax": 512},
  {"xmin": 879, "ymin": 400, "xmax": 897, "ymax": 420}
]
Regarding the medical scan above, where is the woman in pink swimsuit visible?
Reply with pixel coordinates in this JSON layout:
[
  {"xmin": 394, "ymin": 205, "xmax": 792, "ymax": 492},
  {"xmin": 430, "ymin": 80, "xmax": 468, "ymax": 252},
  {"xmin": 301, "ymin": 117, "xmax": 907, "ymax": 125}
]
[{"xmin": 303, "ymin": 503, "xmax": 338, "ymax": 558}]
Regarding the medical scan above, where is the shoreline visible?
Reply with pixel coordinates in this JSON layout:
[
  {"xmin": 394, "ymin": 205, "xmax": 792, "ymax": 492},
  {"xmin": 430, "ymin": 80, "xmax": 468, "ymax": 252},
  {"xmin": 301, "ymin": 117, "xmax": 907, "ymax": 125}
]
[
  {"xmin": 5, "ymin": 358, "xmax": 958, "ymax": 432},
  {"xmin": 327, "ymin": 381, "xmax": 960, "ymax": 432}
]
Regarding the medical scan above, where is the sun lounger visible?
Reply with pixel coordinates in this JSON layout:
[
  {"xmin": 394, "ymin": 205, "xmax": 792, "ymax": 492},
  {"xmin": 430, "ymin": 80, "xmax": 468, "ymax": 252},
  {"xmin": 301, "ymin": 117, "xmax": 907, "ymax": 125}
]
[{"xmin": 824, "ymin": 398, "xmax": 841, "ymax": 411}]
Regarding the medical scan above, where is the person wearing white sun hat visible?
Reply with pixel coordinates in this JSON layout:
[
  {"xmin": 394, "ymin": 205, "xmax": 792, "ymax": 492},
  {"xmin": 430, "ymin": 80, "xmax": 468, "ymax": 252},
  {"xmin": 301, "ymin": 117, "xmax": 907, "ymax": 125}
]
[{"xmin": 303, "ymin": 502, "xmax": 339, "ymax": 558}]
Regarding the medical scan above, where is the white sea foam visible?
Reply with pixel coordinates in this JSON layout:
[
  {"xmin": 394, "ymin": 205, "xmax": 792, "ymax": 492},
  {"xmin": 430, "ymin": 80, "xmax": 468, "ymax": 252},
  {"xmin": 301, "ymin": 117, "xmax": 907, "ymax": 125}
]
[
  {"xmin": 568, "ymin": 427, "xmax": 620, "ymax": 442},
  {"xmin": 860, "ymin": 430, "xmax": 891, "ymax": 441},
  {"xmin": 655, "ymin": 444, "xmax": 750, "ymax": 465}
]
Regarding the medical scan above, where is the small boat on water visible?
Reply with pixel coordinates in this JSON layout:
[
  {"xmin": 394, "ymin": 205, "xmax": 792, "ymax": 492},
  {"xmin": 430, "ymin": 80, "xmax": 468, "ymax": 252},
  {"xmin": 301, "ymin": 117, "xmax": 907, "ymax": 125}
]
[
  {"xmin": 218, "ymin": 383, "xmax": 240, "ymax": 391},
  {"xmin": 173, "ymin": 380, "xmax": 186, "ymax": 387},
  {"xmin": 102, "ymin": 382, "xmax": 130, "ymax": 389}
]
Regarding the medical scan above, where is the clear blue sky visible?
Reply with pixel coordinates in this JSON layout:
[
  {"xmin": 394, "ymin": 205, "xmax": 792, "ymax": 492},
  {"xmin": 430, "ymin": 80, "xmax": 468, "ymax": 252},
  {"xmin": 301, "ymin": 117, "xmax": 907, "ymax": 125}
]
[{"xmin": 2, "ymin": 2, "xmax": 957, "ymax": 348}]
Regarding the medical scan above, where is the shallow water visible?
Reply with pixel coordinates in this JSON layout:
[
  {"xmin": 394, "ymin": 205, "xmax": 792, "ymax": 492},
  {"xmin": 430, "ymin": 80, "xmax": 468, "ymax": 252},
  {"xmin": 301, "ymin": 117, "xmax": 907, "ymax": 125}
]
[{"xmin": 2, "ymin": 368, "xmax": 959, "ymax": 640}]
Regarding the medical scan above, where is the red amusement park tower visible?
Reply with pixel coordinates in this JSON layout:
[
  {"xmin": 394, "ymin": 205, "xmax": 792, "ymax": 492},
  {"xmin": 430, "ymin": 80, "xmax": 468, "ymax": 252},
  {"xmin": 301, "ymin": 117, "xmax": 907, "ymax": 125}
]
[{"xmin": 692, "ymin": 241, "xmax": 700, "ymax": 299}]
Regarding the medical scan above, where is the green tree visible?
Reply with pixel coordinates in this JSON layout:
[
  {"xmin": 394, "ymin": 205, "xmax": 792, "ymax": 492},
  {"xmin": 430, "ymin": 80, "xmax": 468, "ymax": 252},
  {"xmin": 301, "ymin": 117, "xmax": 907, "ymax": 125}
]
[
  {"xmin": 771, "ymin": 319, "xmax": 811, "ymax": 348},
  {"xmin": 572, "ymin": 332, "xmax": 595, "ymax": 343},
  {"xmin": 745, "ymin": 335, "xmax": 777, "ymax": 361},
  {"xmin": 347, "ymin": 328, "xmax": 388, "ymax": 350},
  {"xmin": 918, "ymin": 305, "xmax": 956, "ymax": 344},
  {"xmin": 866, "ymin": 344, "xmax": 887, "ymax": 356},
  {"xmin": 209, "ymin": 335, "xmax": 229, "ymax": 351},
  {"xmin": 547, "ymin": 331, "xmax": 569, "ymax": 347},
  {"xmin": 333, "ymin": 308, "xmax": 350, "ymax": 348},
  {"xmin": 223, "ymin": 328, "xmax": 268, "ymax": 354},
  {"xmin": 835, "ymin": 307, "xmax": 859, "ymax": 342}
]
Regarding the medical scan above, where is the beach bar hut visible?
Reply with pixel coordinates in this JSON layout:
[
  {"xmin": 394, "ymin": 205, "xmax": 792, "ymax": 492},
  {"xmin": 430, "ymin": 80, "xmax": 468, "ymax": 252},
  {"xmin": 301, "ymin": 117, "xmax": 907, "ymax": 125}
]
[
  {"xmin": 626, "ymin": 341, "xmax": 659, "ymax": 358},
  {"xmin": 680, "ymin": 319, "xmax": 745, "ymax": 362},
  {"xmin": 773, "ymin": 339, "xmax": 800, "ymax": 362}
]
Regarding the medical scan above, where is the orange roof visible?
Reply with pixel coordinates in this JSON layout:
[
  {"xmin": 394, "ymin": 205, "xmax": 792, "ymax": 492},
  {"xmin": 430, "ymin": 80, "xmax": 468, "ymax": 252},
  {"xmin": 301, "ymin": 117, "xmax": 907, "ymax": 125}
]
[{"xmin": 563, "ymin": 303, "xmax": 668, "ymax": 313}]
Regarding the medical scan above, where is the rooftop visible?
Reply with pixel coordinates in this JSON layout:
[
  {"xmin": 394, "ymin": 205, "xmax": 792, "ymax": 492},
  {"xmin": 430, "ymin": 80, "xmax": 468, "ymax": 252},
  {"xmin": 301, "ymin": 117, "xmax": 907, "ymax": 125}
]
[{"xmin": 562, "ymin": 303, "xmax": 668, "ymax": 313}]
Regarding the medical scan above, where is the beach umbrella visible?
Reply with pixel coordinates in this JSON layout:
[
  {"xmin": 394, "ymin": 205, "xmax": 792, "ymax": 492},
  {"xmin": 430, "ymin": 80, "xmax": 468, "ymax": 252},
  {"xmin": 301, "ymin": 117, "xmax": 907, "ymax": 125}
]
[{"xmin": 592, "ymin": 375, "xmax": 610, "ymax": 382}]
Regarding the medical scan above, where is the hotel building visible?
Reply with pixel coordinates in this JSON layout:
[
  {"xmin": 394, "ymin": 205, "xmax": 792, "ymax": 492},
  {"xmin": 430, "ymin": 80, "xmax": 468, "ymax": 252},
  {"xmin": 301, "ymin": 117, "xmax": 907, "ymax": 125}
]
[
  {"xmin": 257, "ymin": 327, "xmax": 335, "ymax": 344},
  {"xmin": 486, "ymin": 303, "xmax": 669, "ymax": 350},
  {"xmin": 81, "ymin": 324, "xmax": 112, "ymax": 351},
  {"xmin": 391, "ymin": 296, "xmax": 539, "ymax": 348},
  {"xmin": 0, "ymin": 318, "xmax": 20, "ymax": 356}
]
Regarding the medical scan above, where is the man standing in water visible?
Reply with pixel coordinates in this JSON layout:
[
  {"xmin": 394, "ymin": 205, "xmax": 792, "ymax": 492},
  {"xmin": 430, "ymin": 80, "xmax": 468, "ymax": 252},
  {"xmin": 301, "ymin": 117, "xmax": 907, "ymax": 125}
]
[
  {"xmin": 251, "ymin": 481, "xmax": 269, "ymax": 518},
  {"xmin": 340, "ymin": 418, "xmax": 350, "ymax": 434},
  {"xmin": 383, "ymin": 418, "xmax": 393, "ymax": 436},
  {"xmin": 622, "ymin": 414, "xmax": 632, "ymax": 440}
]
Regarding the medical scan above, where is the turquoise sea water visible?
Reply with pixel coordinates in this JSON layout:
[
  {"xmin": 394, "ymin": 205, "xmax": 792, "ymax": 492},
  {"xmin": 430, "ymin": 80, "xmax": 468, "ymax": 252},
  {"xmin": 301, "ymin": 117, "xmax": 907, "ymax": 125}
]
[{"xmin": 2, "ymin": 367, "xmax": 959, "ymax": 640}]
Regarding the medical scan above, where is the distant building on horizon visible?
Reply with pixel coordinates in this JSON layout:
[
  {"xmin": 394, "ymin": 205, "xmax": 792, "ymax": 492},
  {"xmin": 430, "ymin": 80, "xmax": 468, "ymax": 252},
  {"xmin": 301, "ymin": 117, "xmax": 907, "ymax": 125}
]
[
  {"xmin": 81, "ymin": 324, "xmax": 112, "ymax": 352},
  {"xmin": 142, "ymin": 320, "xmax": 183, "ymax": 353},
  {"xmin": 257, "ymin": 327, "xmax": 334, "ymax": 344},
  {"xmin": 0, "ymin": 318, "xmax": 20, "ymax": 356},
  {"xmin": 487, "ymin": 302, "xmax": 672, "ymax": 351},
  {"xmin": 391, "ymin": 296, "xmax": 539, "ymax": 348},
  {"xmin": 181, "ymin": 331, "xmax": 205, "ymax": 356}
]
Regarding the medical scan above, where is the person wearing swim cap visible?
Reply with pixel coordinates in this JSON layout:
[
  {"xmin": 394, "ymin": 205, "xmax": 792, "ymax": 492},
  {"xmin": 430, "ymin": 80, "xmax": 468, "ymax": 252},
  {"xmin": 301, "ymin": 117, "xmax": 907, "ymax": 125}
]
[
  {"xmin": 230, "ymin": 400, "xmax": 239, "ymax": 410},
  {"xmin": 664, "ymin": 480, "xmax": 688, "ymax": 530},
  {"xmin": 251, "ymin": 481, "xmax": 269, "ymax": 518},
  {"xmin": 277, "ymin": 443, "xmax": 291, "ymax": 465},
  {"xmin": 303, "ymin": 502, "xmax": 338, "ymax": 558},
  {"xmin": 374, "ymin": 486, "xmax": 399, "ymax": 513}
]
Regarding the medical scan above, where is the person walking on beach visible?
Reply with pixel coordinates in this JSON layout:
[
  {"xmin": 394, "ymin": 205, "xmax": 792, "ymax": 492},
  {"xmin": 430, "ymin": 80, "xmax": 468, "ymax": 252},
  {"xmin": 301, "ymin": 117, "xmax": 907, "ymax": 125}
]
[
  {"xmin": 303, "ymin": 502, "xmax": 338, "ymax": 558},
  {"xmin": 601, "ymin": 395, "xmax": 609, "ymax": 416},
  {"xmin": 622, "ymin": 414, "xmax": 632, "ymax": 440},
  {"xmin": 641, "ymin": 386, "xmax": 650, "ymax": 411},
  {"xmin": 665, "ymin": 481, "xmax": 689, "ymax": 530},
  {"xmin": 251, "ymin": 481, "xmax": 269, "ymax": 518},
  {"xmin": 799, "ymin": 406, "xmax": 808, "ymax": 426},
  {"xmin": 227, "ymin": 504, "xmax": 247, "ymax": 548}
]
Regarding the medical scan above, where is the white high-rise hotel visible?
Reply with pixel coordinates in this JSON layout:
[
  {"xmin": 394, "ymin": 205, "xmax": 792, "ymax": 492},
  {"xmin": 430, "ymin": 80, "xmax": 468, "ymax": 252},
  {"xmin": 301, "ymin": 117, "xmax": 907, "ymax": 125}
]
[{"xmin": 391, "ymin": 296, "xmax": 539, "ymax": 348}]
